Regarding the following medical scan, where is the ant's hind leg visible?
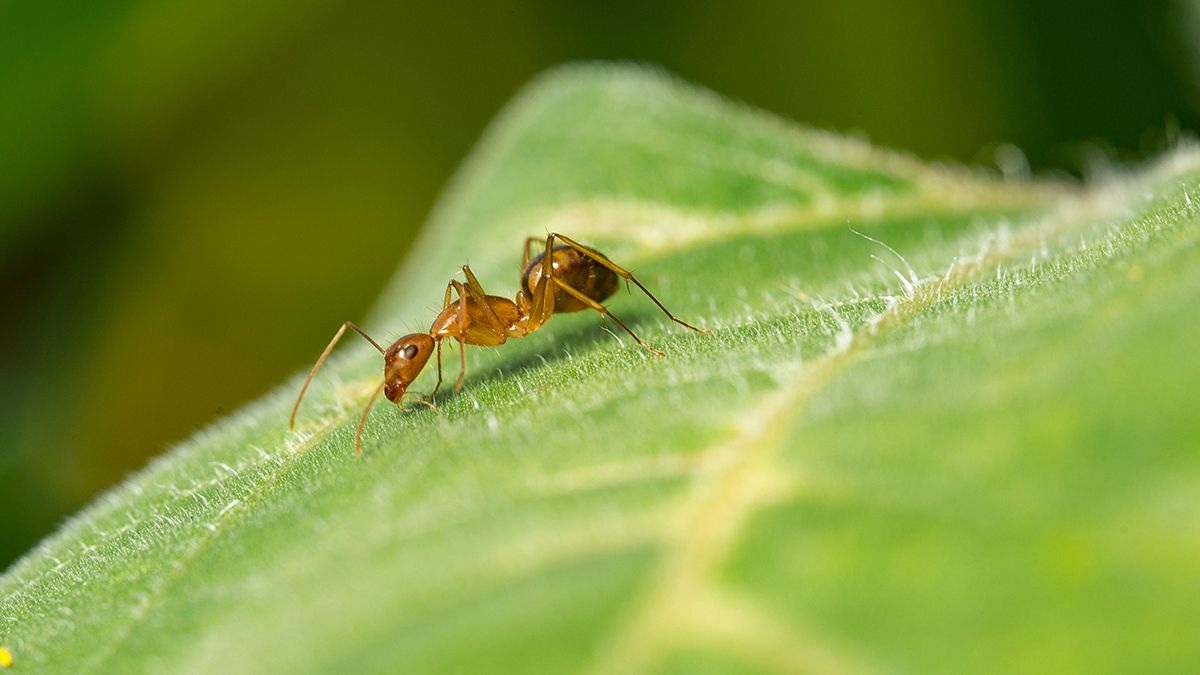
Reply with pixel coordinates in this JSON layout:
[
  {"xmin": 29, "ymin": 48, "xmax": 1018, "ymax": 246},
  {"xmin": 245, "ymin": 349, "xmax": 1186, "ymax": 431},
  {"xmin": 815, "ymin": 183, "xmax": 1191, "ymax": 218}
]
[
  {"xmin": 548, "ymin": 232, "xmax": 710, "ymax": 334},
  {"xmin": 552, "ymin": 278, "xmax": 665, "ymax": 357}
]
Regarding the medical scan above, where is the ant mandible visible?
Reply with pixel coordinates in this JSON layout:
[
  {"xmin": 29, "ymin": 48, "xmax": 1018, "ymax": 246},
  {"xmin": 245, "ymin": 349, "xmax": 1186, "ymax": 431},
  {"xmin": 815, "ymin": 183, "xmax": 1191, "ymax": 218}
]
[{"xmin": 290, "ymin": 232, "xmax": 709, "ymax": 453}]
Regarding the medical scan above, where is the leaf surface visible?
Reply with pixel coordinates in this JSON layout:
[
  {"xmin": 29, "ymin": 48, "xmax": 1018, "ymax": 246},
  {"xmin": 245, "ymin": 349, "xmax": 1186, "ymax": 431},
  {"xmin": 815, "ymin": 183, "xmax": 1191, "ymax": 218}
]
[{"xmin": 2, "ymin": 64, "xmax": 1198, "ymax": 674}]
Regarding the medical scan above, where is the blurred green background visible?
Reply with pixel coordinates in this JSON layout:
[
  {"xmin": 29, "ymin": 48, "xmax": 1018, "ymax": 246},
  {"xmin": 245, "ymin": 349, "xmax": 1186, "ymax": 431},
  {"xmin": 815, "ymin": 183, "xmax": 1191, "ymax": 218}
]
[{"xmin": 1, "ymin": 1, "xmax": 1197, "ymax": 569}]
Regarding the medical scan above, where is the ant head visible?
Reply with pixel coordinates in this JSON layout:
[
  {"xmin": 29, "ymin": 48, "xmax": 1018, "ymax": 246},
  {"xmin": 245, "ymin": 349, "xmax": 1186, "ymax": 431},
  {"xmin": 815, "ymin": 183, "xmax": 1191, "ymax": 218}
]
[{"xmin": 383, "ymin": 333, "xmax": 435, "ymax": 402}]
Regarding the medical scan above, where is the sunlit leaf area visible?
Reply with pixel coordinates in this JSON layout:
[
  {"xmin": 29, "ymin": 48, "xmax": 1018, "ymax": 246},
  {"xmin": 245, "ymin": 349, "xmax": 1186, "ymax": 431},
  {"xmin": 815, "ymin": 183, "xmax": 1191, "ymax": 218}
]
[{"xmin": 2, "ymin": 64, "xmax": 1198, "ymax": 673}]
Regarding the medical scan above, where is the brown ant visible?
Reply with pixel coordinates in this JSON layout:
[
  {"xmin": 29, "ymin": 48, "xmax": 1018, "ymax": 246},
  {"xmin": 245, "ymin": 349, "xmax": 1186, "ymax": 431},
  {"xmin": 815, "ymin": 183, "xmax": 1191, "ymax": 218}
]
[{"xmin": 290, "ymin": 232, "xmax": 709, "ymax": 453}]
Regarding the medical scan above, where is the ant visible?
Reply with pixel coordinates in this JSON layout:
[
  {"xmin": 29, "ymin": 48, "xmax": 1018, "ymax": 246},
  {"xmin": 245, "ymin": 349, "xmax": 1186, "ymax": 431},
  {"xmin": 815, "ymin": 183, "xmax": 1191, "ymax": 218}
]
[{"xmin": 290, "ymin": 232, "xmax": 709, "ymax": 453}]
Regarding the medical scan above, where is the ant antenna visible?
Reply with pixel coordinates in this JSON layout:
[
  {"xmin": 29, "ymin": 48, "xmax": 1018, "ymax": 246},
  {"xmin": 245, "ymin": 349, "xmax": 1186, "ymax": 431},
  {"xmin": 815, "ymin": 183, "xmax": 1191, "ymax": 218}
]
[
  {"xmin": 291, "ymin": 322, "xmax": 385, "ymax": 430},
  {"xmin": 355, "ymin": 381, "xmax": 387, "ymax": 455}
]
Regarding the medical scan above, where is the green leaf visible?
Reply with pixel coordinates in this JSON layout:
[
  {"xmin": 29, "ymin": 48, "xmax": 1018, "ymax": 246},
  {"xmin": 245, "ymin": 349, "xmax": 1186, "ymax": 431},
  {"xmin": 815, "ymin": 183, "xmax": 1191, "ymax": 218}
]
[{"xmin": 3, "ymin": 64, "xmax": 1198, "ymax": 674}]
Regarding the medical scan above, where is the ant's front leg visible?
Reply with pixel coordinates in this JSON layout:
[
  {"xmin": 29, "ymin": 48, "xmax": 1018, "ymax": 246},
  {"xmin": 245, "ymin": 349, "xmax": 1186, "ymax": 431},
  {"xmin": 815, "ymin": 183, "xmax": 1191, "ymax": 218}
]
[
  {"xmin": 431, "ymin": 339, "xmax": 444, "ymax": 396},
  {"xmin": 427, "ymin": 281, "xmax": 458, "ymax": 398}
]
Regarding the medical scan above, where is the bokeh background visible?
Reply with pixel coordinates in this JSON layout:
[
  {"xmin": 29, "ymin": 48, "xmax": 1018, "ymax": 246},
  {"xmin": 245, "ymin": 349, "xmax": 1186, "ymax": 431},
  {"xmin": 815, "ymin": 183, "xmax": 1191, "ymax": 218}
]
[{"xmin": 2, "ymin": 1, "xmax": 1198, "ymax": 569}]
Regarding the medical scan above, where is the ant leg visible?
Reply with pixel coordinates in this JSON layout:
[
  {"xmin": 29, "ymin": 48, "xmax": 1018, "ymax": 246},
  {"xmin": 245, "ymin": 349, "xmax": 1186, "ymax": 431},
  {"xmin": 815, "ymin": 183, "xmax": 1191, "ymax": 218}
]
[
  {"xmin": 552, "ymin": 277, "xmax": 665, "ymax": 357},
  {"xmin": 451, "ymin": 281, "xmax": 471, "ymax": 391},
  {"xmin": 548, "ymin": 232, "xmax": 710, "ymax": 334},
  {"xmin": 456, "ymin": 337, "xmax": 468, "ymax": 391},
  {"xmin": 522, "ymin": 236, "xmax": 542, "ymax": 268},
  {"xmin": 431, "ymin": 339, "xmax": 444, "ymax": 396},
  {"xmin": 526, "ymin": 234, "xmax": 558, "ymax": 327},
  {"xmin": 428, "ymin": 278, "xmax": 458, "ymax": 398},
  {"xmin": 438, "ymin": 272, "xmax": 466, "ymax": 306},
  {"xmin": 401, "ymin": 392, "xmax": 440, "ymax": 413},
  {"xmin": 354, "ymin": 381, "xmax": 386, "ymax": 455},
  {"xmin": 460, "ymin": 265, "xmax": 510, "ymax": 337},
  {"xmin": 291, "ymin": 321, "xmax": 385, "ymax": 429},
  {"xmin": 461, "ymin": 264, "xmax": 486, "ymax": 295},
  {"xmin": 511, "ymin": 235, "xmax": 558, "ymax": 337}
]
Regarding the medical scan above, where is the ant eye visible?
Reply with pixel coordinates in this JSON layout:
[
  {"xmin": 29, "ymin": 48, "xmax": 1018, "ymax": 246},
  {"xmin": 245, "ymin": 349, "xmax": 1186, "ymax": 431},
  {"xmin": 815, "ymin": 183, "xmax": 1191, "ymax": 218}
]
[{"xmin": 403, "ymin": 344, "xmax": 419, "ymax": 359}]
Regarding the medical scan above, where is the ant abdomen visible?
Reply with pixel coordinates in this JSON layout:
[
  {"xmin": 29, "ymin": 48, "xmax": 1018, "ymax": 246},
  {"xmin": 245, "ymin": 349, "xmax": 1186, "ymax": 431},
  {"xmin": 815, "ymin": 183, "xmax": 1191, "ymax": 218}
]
[{"xmin": 523, "ymin": 245, "xmax": 620, "ymax": 313}]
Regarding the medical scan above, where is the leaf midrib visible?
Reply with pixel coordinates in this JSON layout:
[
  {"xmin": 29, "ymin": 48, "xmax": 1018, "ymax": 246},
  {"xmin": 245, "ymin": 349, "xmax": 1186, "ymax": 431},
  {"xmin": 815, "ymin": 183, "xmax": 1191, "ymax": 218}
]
[
  {"xmin": 582, "ymin": 179, "xmax": 1143, "ymax": 674},
  {"xmin": 0, "ymin": 184, "xmax": 1092, "ymax": 671}
]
